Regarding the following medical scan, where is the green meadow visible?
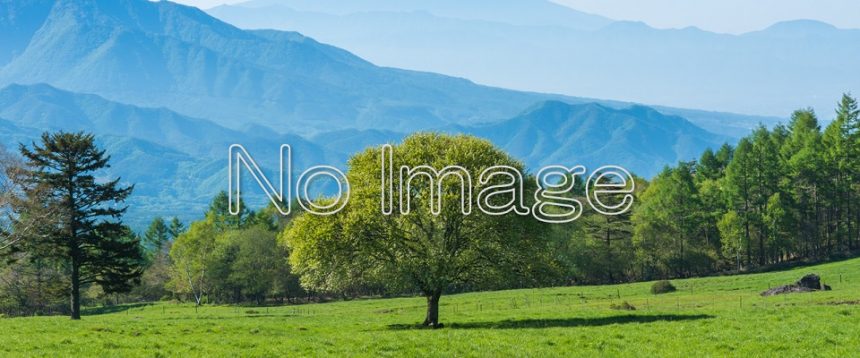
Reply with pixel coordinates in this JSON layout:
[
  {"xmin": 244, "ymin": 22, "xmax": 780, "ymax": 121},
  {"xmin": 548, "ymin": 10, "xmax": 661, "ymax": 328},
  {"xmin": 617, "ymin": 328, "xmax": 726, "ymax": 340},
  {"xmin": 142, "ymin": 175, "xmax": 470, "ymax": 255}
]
[{"xmin": 2, "ymin": 257, "xmax": 858, "ymax": 357}]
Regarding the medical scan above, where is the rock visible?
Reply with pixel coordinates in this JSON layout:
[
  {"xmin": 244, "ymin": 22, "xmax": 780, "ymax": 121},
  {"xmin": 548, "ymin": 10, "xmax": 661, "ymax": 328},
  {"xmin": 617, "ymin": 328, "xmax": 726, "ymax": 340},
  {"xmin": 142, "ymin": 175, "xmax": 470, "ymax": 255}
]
[
  {"xmin": 797, "ymin": 274, "xmax": 822, "ymax": 290},
  {"xmin": 761, "ymin": 273, "xmax": 829, "ymax": 297}
]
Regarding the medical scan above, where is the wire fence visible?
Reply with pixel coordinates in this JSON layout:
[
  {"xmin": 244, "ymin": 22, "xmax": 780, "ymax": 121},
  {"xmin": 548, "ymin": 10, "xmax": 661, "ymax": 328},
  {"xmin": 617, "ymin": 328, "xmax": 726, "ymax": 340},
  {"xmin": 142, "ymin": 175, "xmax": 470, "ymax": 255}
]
[
  {"xmin": 4, "ymin": 272, "xmax": 855, "ymax": 320},
  {"xmin": 95, "ymin": 274, "xmax": 858, "ymax": 321}
]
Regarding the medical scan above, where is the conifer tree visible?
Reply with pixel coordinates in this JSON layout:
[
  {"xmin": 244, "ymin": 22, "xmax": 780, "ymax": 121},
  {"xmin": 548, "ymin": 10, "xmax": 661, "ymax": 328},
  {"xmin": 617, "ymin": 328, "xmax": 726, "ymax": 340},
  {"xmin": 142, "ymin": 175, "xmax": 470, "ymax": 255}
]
[{"xmin": 16, "ymin": 132, "xmax": 142, "ymax": 319}]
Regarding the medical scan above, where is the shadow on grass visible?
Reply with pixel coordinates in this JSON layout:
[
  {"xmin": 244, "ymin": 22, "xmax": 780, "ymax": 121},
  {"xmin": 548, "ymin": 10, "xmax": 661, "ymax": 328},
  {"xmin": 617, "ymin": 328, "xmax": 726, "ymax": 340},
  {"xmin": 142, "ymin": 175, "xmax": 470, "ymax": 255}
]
[
  {"xmin": 82, "ymin": 303, "xmax": 151, "ymax": 316},
  {"xmin": 387, "ymin": 314, "xmax": 714, "ymax": 330}
]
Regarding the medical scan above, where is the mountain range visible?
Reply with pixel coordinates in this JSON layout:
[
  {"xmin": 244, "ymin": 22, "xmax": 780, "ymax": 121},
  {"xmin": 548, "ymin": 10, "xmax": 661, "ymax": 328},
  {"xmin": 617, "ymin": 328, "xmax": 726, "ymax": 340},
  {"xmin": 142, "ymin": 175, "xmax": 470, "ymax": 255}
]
[
  {"xmin": 0, "ymin": 0, "xmax": 793, "ymax": 229},
  {"xmin": 0, "ymin": 0, "xmax": 779, "ymax": 137},
  {"xmin": 209, "ymin": 0, "xmax": 859, "ymax": 119},
  {"xmin": 0, "ymin": 83, "xmax": 338, "ymax": 228},
  {"xmin": 313, "ymin": 101, "xmax": 726, "ymax": 176},
  {"xmin": 0, "ymin": 0, "xmax": 555, "ymax": 135}
]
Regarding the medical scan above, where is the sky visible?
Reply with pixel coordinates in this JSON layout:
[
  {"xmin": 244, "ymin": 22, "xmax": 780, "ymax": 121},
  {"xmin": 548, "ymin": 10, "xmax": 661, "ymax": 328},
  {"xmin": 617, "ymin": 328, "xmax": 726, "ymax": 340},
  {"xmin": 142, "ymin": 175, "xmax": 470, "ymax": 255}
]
[{"xmin": 171, "ymin": 0, "xmax": 860, "ymax": 34}]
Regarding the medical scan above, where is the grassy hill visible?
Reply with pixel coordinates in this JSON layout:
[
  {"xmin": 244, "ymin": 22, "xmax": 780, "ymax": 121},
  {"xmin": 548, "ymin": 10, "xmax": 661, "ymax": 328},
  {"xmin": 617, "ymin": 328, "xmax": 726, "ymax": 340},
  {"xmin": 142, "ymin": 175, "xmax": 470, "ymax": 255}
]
[{"xmin": 1, "ymin": 257, "xmax": 859, "ymax": 356}]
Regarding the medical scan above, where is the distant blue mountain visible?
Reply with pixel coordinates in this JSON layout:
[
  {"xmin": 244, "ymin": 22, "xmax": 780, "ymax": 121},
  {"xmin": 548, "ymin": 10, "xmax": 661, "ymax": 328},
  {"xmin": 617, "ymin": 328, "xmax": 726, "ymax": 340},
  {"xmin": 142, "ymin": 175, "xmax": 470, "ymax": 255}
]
[
  {"xmin": 0, "ymin": 83, "xmax": 334, "ymax": 161},
  {"xmin": 0, "ymin": 0, "xmax": 752, "ymax": 228},
  {"xmin": 0, "ymin": 0, "xmax": 779, "ymax": 138},
  {"xmin": 226, "ymin": 0, "xmax": 612, "ymax": 30},
  {"xmin": 0, "ymin": 0, "xmax": 559, "ymax": 135},
  {"xmin": 0, "ymin": 83, "xmax": 337, "ymax": 228},
  {"xmin": 313, "ymin": 101, "xmax": 728, "ymax": 178},
  {"xmin": 467, "ymin": 101, "xmax": 727, "ymax": 177},
  {"xmin": 0, "ymin": 84, "xmax": 725, "ymax": 228},
  {"xmin": 209, "ymin": 0, "xmax": 859, "ymax": 120}
]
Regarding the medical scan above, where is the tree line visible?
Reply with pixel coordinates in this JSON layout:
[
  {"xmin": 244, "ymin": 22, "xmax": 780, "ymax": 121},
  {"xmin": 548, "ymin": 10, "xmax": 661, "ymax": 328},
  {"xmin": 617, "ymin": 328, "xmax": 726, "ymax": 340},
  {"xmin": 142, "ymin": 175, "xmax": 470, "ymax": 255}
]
[
  {"xmin": 630, "ymin": 94, "xmax": 859, "ymax": 279},
  {"xmin": 0, "ymin": 94, "xmax": 856, "ymax": 324}
]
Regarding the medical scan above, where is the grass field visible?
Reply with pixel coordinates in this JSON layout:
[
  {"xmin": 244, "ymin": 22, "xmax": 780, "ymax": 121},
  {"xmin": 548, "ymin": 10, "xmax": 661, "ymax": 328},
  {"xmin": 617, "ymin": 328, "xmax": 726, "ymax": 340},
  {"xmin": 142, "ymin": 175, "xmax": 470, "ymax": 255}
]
[{"xmin": 2, "ymin": 258, "xmax": 859, "ymax": 357}]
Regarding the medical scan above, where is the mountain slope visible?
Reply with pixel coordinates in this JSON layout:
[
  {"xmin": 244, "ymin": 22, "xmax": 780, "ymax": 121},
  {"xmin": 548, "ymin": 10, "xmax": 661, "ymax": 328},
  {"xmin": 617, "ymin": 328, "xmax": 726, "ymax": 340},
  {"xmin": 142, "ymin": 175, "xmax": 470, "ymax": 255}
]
[
  {"xmin": 218, "ymin": 0, "xmax": 612, "ymax": 30},
  {"xmin": 0, "ymin": 83, "xmax": 336, "ymax": 165},
  {"xmin": 0, "ymin": 83, "xmax": 338, "ymax": 228},
  {"xmin": 0, "ymin": 0, "xmax": 554, "ymax": 134},
  {"xmin": 313, "ymin": 101, "xmax": 728, "ymax": 178},
  {"xmin": 0, "ymin": 1, "xmax": 747, "ymax": 227},
  {"xmin": 0, "ymin": 0, "xmax": 782, "ymax": 139},
  {"xmin": 209, "ymin": 0, "xmax": 859, "ymax": 119},
  {"xmin": 0, "ymin": 83, "xmax": 727, "ymax": 227},
  {"xmin": 468, "ymin": 101, "xmax": 727, "ymax": 177}
]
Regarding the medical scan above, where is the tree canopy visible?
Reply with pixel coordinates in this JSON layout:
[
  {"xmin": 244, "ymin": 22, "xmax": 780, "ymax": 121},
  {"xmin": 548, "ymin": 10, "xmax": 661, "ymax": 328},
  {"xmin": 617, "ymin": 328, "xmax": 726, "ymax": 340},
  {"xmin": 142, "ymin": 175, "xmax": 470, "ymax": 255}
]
[
  {"xmin": 13, "ymin": 132, "xmax": 143, "ymax": 319},
  {"xmin": 283, "ymin": 133, "xmax": 553, "ymax": 327}
]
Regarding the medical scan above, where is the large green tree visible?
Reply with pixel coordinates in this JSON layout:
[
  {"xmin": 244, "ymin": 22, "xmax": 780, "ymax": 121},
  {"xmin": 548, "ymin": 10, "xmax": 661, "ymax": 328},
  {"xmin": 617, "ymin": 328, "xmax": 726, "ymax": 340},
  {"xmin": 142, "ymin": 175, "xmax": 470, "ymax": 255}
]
[
  {"xmin": 15, "ymin": 132, "xmax": 143, "ymax": 319},
  {"xmin": 168, "ymin": 192, "xmax": 247, "ymax": 305},
  {"xmin": 283, "ymin": 133, "xmax": 551, "ymax": 327}
]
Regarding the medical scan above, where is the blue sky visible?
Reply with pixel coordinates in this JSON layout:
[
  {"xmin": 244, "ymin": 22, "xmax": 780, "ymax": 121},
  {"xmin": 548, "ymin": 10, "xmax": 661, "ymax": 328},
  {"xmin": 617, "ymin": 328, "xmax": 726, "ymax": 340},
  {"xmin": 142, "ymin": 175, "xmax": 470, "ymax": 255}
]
[{"xmin": 173, "ymin": 0, "xmax": 860, "ymax": 34}]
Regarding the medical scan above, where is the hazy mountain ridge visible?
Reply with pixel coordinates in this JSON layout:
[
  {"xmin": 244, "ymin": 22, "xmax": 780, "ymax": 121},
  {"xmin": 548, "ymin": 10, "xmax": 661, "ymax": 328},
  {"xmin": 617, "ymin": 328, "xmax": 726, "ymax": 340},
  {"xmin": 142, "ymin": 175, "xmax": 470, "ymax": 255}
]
[
  {"xmin": 313, "ymin": 101, "xmax": 727, "ymax": 177},
  {"xmin": 224, "ymin": 0, "xmax": 612, "ymax": 30},
  {"xmin": 0, "ymin": 0, "xmax": 768, "ymax": 228},
  {"xmin": 209, "ymin": 0, "xmax": 859, "ymax": 119},
  {"xmin": 0, "ymin": 0, "xmax": 557, "ymax": 135},
  {"xmin": 470, "ymin": 101, "xmax": 727, "ymax": 177},
  {"xmin": 1, "ymin": 0, "xmax": 781, "ymax": 138},
  {"xmin": 0, "ymin": 83, "xmax": 725, "ymax": 227},
  {"xmin": 0, "ymin": 83, "xmax": 339, "ymax": 228}
]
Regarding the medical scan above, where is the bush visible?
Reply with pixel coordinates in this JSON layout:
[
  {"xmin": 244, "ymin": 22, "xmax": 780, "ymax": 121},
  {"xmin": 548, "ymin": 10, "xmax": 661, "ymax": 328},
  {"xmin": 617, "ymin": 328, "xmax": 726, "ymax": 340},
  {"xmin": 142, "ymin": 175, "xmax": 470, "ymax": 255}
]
[
  {"xmin": 609, "ymin": 301, "xmax": 636, "ymax": 311},
  {"xmin": 651, "ymin": 280, "xmax": 676, "ymax": 294}
]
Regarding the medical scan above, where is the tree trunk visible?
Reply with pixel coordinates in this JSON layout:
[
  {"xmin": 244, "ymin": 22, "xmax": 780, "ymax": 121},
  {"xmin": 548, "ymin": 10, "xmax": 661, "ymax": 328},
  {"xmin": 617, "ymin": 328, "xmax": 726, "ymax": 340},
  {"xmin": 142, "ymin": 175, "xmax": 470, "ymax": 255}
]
[
  {"xmin": 744, "ymin": 208, "xmax": 751, "ymax": 267},
  {"xmin": 422, "ymin": 291, "xmax": 442, "ymax": 328},
  {"xmin": 70, "ymin": 262, "xmax": 81, "ymax": 320}
]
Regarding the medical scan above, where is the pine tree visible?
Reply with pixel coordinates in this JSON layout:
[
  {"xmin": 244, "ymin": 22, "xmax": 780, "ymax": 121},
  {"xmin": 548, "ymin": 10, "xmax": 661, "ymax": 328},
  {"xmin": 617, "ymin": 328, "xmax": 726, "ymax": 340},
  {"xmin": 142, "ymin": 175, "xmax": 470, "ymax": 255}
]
[
  {"xmin": 822, "ymin": 94, "xmax": 859, "ymax": 252},
  {"xmin": 696, "ymin": 148, "xmax": 722, "ymax": 181},
  {"xmin": 168, "ymin": 217, "xmax": 185, "ymax": 240},
  {"xmin": 633, "ymin": 163, "xmax": 711, "ymax": 278},
  {"xmin": 749, "ymin": 126, "xmax": 782, "ymax": 265},
  {"xmin": 834, "ymin": 94, "xmax": 859, "ymax": 249},
  {"xmin": 724, "ymin": 138, "xmax": 756, "ymax": 267},
  {"xmin": 16, "ymin": 132, "xmax": 143, "ymax": 319},
  {"xmin": 781, "ymin": 109, "xmax": 824, "ymax": 257},
  {"xmin": 143, "ymin": 217, "xmax": 170, "ymax": 255},
  {"xmin": 715, "ymin": 143, "xmax": 734, "ymax": 169}
]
